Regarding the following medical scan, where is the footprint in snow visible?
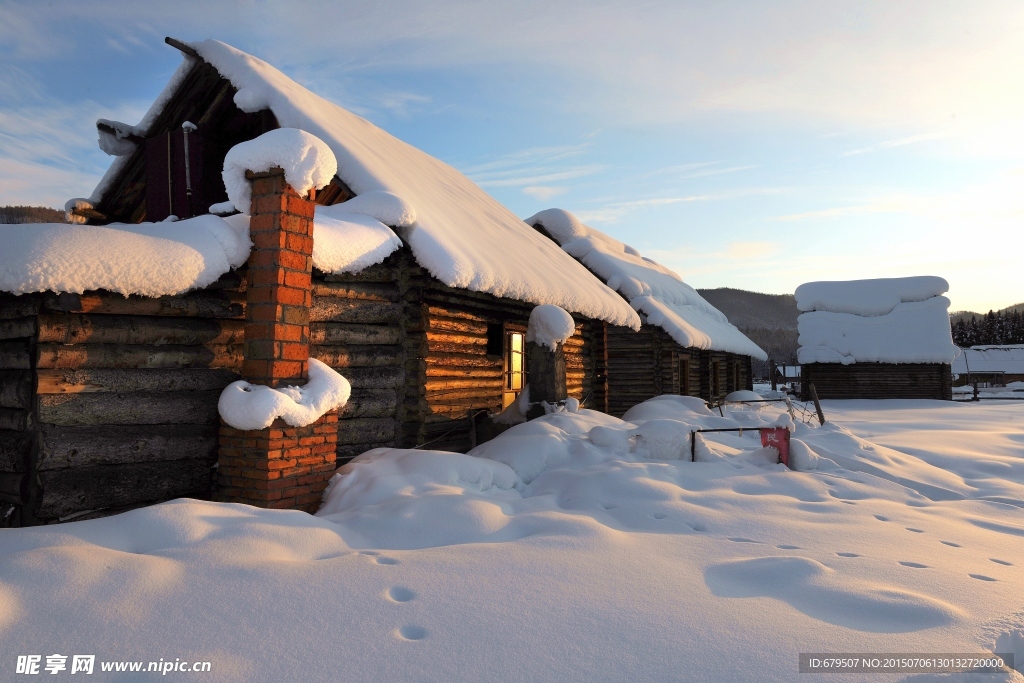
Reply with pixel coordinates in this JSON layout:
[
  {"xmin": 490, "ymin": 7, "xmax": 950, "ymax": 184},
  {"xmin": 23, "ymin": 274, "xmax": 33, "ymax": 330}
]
[
  {"xmin": 990, "ymin": 558, "xmax": 1013, "ymax": 566},
  {"xmin": 899, "ymin": 561, "xmax": 928, "ymax": 569},
  {"xmin": 387, "ymin": 587, "xmax": 415, "ymax": 603},
  {"xmin": 874, "ymin": 515, "xmax": 889, "ymax": 522},
  {"xmin": 777, "ymin": 545, "xmax": 801, "ymax": 550},
  {"xmin": 905, "ymin": 528, "xmax": 925, "ymax": 534},
  {"xmin": 359, "ymin": 551, "xmax": 379, "ymax": 556},
  {"xmin": 650, "ymin": 513, "xmax": 667, "ymax": 520},
  {"xmin": 837, "ymin": 552, "xmax": 860, "ymax": 558},
  {"xmin": 376, "ymin": 557, "xmax": 399, "ymax": 565},
  {"xmin": 940, "ymin": 541, "xmax": 961, "ymax": 548},
  {"xmin": 395, "ymin": 625, "xmax": 427, "ymax": 641},
  {"xmin": 969, "ymin": 574, "xmax": 997, "ymax": 582},
  {"xmin": 727, "ymin": 537, "xmax": 762, "ymax": 544}
]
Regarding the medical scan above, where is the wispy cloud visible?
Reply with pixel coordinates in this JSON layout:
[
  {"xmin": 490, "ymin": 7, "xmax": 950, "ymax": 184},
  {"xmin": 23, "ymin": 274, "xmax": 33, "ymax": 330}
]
[
  {"xmin": 575, "ymin": 195, "xmax": 716, "ymax": 223},
  {"xmin": 645, "ymin": 161, "xmax": 756, "ymax": 180},
  {"xmin": 842, "ymin": 131, "xmax": 949, "ymax": 156},
  {"xmin": 463, "ymin": 143, "xmax": 604, "ymax": 191},
  {"xmin": 522, "ymin": 186, "xmax": 568, "ymax": 201}
]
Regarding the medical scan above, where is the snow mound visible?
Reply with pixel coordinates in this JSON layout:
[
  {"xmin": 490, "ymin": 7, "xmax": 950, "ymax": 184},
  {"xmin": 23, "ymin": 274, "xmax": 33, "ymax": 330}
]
[
  {"xmin": 167, "ymin": 40, "xmax": 638, "ymax": 329},
  {"xmin": 526, "ymin": 304, "xmax": 576, "ymax": 351},
  {"xmin": 526, "ymin": 208, "xmax": 766, "ymax": 359},
  {"xmin": 223, "ymin": 128, "xmax": 338, "ymax": 213},
  {"xmin": 217, "ymin": 359, "xmax": 351, "ymax": 430},
  {"xmin": 798, "ymin": 296, "xmax": 959, "ymax": 365},
  {"xmin": 0, "ymin": 215, "xmax": 250, "ymax": 297},
  {"xmin": 795, "ymin": 276, "xmax": 948, "ymax": 316}
]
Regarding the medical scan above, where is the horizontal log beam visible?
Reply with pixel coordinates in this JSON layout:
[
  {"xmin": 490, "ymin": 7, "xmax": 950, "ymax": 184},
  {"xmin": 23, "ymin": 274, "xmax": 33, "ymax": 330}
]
[
  {"xmin": 310, "ymin": 299, "xmax": 403, "ymax": 324},
  {"xmin": 309, "ymin": 322, "xmax": 402, "ymax": 346},
  {"xmin": 43, "ymin": 291, "xmax": 243, "ymax": 319},
  {"xmin": 312, "ymin": 281, "xmax": 400, "ymax": 302},
  {"xmin": 0, "ymin": 317, "xmax": 36, "ymax": 340},
  {"xmin": 38, "ymin": 391, "xmax": 221, "ymax": 426},
  {"xmin": 339, "ymin": 388, "xmax": 398, "ymax": 419},
  {"xmin": 312, "ymin": 345, "xmax": 404, "ymax": 368},
  {"xmin": 38, "ymin": 424, "xmax": 217, "ymax": 470},
  {"xmin": 36, "ymin": 368, "xmax": 240, "ymax": 394},
  {"xmin": 0, "ymin": 371, "xmax": 33, "ymax": 409},
  {"xmin": 336, "ymin": 417, "xmax": 396, "ymax": 445},
  {"xmin": 37, "ymin": 343, "xmax": 243, "ymax": 369},
  {"xmin": 37, "ymin": 459, "xmax": 215, "ymax": 519},
  {"xmin": 38, "ymin": 314, "xmax": 244, "ymax": 346}
]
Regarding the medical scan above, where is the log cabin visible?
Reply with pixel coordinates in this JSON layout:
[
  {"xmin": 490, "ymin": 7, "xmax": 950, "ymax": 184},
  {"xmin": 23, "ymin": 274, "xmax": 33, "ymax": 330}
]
[
  {"xmin": 794, "ymin": 277, "xmax": 957, "ymax": 400},
  {"xmin": 0, "ymin": 38, "xmax": 760, "ymax": 526},
  {"xmin": 525, "ymin": 209, "xmax": 768, "ymax": 416}
]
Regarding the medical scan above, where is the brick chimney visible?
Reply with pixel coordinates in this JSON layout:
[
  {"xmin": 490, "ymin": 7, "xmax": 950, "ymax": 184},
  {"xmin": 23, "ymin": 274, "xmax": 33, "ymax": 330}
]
[{"xmin": 217, "ymin": 168, "xmax": 337, "ymax": 512}]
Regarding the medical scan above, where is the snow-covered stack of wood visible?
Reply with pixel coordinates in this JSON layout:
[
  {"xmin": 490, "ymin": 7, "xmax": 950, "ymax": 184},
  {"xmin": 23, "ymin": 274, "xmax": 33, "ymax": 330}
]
[{"xmin": 795, "ymin": 277, "xmax": 959, "ymax": 400}]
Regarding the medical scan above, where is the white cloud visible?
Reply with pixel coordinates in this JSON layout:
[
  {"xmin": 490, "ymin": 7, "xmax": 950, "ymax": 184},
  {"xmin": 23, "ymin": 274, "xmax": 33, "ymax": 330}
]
[{"xmin": 522, "ymin": 186, "xmax": 567, "ymax": 201}]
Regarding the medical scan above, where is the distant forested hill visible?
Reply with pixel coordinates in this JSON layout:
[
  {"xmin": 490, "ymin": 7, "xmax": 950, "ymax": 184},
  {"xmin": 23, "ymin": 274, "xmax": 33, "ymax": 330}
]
[
  {"xmin": 697, "ymin": 287, "xmax": 801, "ymax": 372},
  {"xmin": 0, "ymin": 205, "xmax": 65, "ymax": 224}
]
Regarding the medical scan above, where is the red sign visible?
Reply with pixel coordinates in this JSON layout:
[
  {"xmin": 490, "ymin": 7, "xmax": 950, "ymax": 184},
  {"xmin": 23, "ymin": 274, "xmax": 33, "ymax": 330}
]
[{"xmin": 760, "ymin": 427, "xmax": 791, "ymax": 467}]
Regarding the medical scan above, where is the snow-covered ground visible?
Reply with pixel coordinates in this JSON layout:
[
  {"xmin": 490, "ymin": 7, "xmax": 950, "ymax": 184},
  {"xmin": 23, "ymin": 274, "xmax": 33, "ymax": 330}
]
[{"xmin": 1, "ymin": 398, "xmax": 1022, "ymax": 682}]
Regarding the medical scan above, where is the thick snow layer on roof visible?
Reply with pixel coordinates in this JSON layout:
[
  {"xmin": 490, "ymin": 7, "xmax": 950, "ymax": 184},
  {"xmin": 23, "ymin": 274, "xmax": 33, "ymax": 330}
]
[
  {"xmin": 310, "ymin": 207, "xmax": 402, "ymax": 274},
  {"xmin": 0, "ymin": 215, "xmax": 251, "ymax": 297},
  {"xmin": 164, "ymin": 40, "xmax": 638, "ymax": 328},
  {"xmin": 222, "ymin": 128, "xmax": 338, "ymax": 213},
  {"xmin": 795, "ymin": 276, "xmax": 949, "ymax": 316},
  {"xmin": 951, "ymin": 345, "xmax": 1024, "ymax": 375},
  {"xmin": 0, "ymin": 206, "xmax": 400, "ymax": 296},
  {"xmin": 526, "ymin": 208, "xmax": 766, "ymax": 359},
  {"xmin": 218, "ymin": 359, "xmax": 351, "ymax": 430},
  {"xmin": 798, "ymin": 296, "xmax": 959, "ymax": 365}
]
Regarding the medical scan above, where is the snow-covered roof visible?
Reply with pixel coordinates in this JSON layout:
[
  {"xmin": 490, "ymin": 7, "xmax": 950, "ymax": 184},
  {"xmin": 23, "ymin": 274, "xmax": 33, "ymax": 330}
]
[
  {"xmin": 0, "ymin": 210, "xmax": 401, "ymax": 297},
  {"xmin": 795, "ymin": 276, "xmax": 949, "ymax": 315},
  {"xmin": 525, "ymin": 209, "xmax": 767, "ymax": 360},
  {"xmin": 85, "ymin": 40, "xmax": 639, "ymax": 329},
  {"xmin": 796, "ymin": 277, "xmax": 959, "ymax": 365},
  {"xmin": 951, "ymin": 345, "xmax": 1024, "ymax": 375}
]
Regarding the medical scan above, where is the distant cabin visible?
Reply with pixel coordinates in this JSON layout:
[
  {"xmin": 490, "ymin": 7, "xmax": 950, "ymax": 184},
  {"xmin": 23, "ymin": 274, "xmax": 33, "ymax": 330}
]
[
  {"xmin": 526, "ymin": 209, "xmax": 767, "ymax": 415},
  {"xmin": 795, "ymin": 277, "xmax": 958, "ymax": 401},
  {"xmin": 0, "ymin": 38, "xmax": 762, "ymax": 526},
  {"xmin": 951, "ymin": 345, "xmax": 1024, "ymax": 387}
]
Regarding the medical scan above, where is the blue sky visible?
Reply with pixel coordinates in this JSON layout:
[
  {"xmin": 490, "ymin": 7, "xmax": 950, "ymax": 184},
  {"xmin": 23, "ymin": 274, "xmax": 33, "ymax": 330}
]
[{"xmin": 1, "ymin": 0, "xmax": 1022, "ymax": 313}]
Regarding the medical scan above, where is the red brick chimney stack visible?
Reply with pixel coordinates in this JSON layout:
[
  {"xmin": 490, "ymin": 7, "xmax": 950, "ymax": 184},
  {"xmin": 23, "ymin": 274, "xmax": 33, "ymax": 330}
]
[{"xmin": 217, "ymin": 167, "xmax": 337, "ymax": 512}]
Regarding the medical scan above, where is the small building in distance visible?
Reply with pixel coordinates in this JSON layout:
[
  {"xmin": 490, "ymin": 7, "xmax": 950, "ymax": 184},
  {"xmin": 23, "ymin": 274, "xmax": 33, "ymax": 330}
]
[
  {"xmin": 796, "ymin": 277, "xmax": 958, "ymax": 400},
  {"xmin": 951, "ymin": 345, "xmax": 1024, "ymax": 387},
  {"xmin": 525, "ymin": 209, "xmax": 768, "ymax": 415}
]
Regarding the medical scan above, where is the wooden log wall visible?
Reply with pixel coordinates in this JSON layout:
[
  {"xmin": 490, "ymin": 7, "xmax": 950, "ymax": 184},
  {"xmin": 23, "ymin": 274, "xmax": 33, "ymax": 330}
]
[
  {"xmin": 395, "ymin": 251, "xmax": 595, "ymax": 452},
  {"xmin": 2, "ymin": 272, "xmax": 247, "ymax": 526},
  {"xmin": 603, "ymin": 321, "xmax": 756, "ymax": 416},
  {"xmin": 800, "ymin": 363, "xmax": 953, "ymax": 401},
  {"xmin": 310, "ymin": 262, "xmax": 406, "ymax": 463},
  {"xmin": 0, "ymin": 294, "xmax": 39, "ymax": 527}
]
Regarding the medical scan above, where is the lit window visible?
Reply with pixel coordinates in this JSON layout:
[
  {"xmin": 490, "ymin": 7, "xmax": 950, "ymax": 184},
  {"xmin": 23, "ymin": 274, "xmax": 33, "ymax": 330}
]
[{"xmin": 503, "ymin": 331, "xmax": 525, "ymax": 408}]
